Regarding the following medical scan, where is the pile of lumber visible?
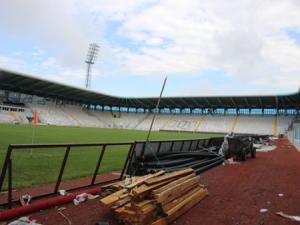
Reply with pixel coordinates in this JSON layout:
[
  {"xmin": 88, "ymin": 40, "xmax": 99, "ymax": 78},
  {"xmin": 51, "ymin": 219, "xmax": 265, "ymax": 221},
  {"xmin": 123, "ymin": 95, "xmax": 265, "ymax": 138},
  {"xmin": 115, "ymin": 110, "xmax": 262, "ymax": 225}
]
[{"xmin": 100, "ymin": 168, "xmax": 208, "ymax": 225}]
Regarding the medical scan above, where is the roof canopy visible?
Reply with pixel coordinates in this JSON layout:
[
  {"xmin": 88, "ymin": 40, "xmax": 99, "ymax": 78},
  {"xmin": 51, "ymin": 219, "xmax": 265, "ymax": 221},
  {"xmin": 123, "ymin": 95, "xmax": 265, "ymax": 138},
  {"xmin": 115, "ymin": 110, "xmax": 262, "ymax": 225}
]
[{"xmin": 0, "ymin": 68, "xmax": 299, "ymax": 109}]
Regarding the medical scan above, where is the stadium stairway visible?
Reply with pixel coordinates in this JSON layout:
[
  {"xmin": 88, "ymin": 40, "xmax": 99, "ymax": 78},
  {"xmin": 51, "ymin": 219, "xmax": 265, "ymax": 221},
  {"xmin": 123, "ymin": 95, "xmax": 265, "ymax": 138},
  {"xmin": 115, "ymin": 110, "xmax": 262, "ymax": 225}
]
[
  {"xmin": 160, "ymin": 114, "xmax": 175, "ymax": 130},
  {"xmin": 194, "ymin": 115, "xmax": 205, "ymax": 132},
  {"xmin": 60, "ymin": 107, "xmax": 82, "ymax": 127},
  {"xmin": 231, "ymin": 115, "xmax": 239, "ymax": 133},
  {"xmin": 86, "ymin": 110, "xmax": 109, "ymax": 128},
  {"xmin": 8, "ymin": 111, "xmax": 18, "ymax": 123},
  {"xmin": 131, "ymin": 113, "xmax": 151, "ymax": 130},
  {"xmin": 274, "ymin": 114, "xmax": 279, "ymax": 136}
]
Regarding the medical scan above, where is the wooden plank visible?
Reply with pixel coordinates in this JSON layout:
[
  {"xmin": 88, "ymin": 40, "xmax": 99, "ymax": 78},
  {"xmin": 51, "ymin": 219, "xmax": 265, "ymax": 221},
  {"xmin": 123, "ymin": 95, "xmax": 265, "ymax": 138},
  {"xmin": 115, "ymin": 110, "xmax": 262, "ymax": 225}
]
[
  {"xmin": 114, "ymin": 203, "xmax": 131, "ymax": 213},
  {"xmin": 119, "ymin": 208, "xmax": 136, "ymax": 216},
  {"xmin": 152, "ymin": 173, "xmax": 195, "ymax": 195},
  {"xmin": 131, "ymin": 179, "xmax": 174, "ymax": 196},
  {"xmin": 165, "ymin": 188, "xmax": 208, "ymax": 216},
  {"xmin": 152, "ymin": 188, "xmax": 208, "ymax": 225},
  {"xmin": 139, "ymin": 203, "xmax": 156, "ymax": 214},
  {"xmin": 151, "ymin": 218, "xmax": 167, "ymax": 225},
  {"xmin": 100, "ymin": 169, "xmax": 207, "ymax": 225},
  {"xmin": 123, "ymin": 171, "xmax": 165, "ymax": 189},
  {"xmin": 112, "ymin": 196, "xmax": 131, "ymax": 208},
  {"xmin": 154, "ymin": 176, "xmax": 200, "ymax": 204},
  {"xmin": 162, "ymin": 186, "xmax": 200, "ymax": 212},
  {"xmin": 145, "ymin": 168, "xmax": 194, "ymax": 185},
  {"xmin": 100, "ymin": 189, "xmax": 128, "ymax": 206},
  {"xmin": 132, "ymin": 199, "xmax": 155, "ymax": 210}
]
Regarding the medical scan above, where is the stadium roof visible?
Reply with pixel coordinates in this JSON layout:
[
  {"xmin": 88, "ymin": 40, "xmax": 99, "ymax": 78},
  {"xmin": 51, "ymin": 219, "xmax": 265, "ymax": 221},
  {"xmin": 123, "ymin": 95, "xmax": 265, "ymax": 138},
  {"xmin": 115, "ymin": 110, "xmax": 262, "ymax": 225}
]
[{"xmin": 0, "ymin": 68, "xmax": 299, "ymax": 109}]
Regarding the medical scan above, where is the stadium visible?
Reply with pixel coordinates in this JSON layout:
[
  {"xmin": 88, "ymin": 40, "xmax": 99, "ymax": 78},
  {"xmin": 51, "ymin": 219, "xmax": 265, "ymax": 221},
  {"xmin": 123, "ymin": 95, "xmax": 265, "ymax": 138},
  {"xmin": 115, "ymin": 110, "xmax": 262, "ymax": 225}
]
[
  {"xmin": 1, "ymin": 1, "xmax": 300, "ymax": 224},
  {"xmin": 0, "ymin": 68, "xmax": 299, "ymax": 135},
  {"xmin": 0, "ymin": 67, "xmax": 300, "ymax": 224}
]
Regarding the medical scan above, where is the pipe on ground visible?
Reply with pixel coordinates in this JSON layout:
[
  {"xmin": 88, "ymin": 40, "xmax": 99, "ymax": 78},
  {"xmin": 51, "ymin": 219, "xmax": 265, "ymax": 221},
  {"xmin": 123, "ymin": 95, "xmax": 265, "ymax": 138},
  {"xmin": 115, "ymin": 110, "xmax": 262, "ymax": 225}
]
[{"xmin": 0, "ymin": 186, "xmax": 101, "ymax": 222}]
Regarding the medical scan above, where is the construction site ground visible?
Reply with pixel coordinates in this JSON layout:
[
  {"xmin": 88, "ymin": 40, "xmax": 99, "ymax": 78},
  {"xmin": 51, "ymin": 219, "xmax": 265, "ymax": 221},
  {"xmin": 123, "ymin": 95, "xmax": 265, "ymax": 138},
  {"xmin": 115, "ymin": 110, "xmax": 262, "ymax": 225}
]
[{"xmin": 4, "ymin": 139, "xmax": 300, "ymax": 225}]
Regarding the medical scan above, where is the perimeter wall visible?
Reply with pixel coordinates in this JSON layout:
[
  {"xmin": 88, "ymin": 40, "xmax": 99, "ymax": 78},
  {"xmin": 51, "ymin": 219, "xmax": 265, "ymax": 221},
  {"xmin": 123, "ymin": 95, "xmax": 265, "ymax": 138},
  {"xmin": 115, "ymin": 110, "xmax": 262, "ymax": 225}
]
[{"xmin": 288, "ymin": 122, "xmax": 300, "ymax": 151}]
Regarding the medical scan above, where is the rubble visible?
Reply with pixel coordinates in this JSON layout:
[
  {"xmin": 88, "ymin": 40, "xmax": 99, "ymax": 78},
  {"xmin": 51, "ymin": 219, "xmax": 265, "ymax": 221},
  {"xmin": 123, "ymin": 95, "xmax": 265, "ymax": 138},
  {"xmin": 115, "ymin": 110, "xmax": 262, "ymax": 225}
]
[
  {"xmin": 99, "ymin": 168, "xmax": 208, "ymax": 225},
  {"xmin": 276, "ymin": 211, "xmax": 300, "ymax": 222},
  {"xmin": 259, "ymin": 208, "xmax": 268, "ymax": 213},
  {"xmin": 8, "ymin": 216, "xmax": 42, "ymax": 225}
]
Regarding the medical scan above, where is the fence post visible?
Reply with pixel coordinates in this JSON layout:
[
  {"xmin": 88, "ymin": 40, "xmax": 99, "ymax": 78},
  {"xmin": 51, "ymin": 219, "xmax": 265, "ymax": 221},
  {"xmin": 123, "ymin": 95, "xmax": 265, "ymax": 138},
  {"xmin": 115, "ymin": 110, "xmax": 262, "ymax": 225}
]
[
  {"xmin": 0, "ymin": 146, "xmax": 12, "ymax": 193},
  {"xmin": 120, "ymin": 142, "xmax": 135, "ymax": 180},
  {"xmin": 180, "ymin": 141, "xmax": 185, "ymax": 151},
  {"xmin": 54, "ymin": 146, "xmax": 71, "ymax": 193},
  {"xmin": 187, "ymin": 140, "xmax": 192, "ymax": 151},
  {"xmin": 140, "ymin": 142, "xmax": 147, "ymax": 160},
  {"xmin": 170, "ymin": 141, "xmax": 175, "ymax": 152},
  {"xmin": 196, "ymin": 139, "xmax": 201, "ymax": 150},
  {"xmin": 91, "ymin": 145, "xmax": 106, "ymax": 185},
  {"xmin": 156, "ymin": 141, "xmax": 162, "ymax": 154},
  {"xmin": 8, "ymin": 158, "xmax": 12, "ymax": 209}
]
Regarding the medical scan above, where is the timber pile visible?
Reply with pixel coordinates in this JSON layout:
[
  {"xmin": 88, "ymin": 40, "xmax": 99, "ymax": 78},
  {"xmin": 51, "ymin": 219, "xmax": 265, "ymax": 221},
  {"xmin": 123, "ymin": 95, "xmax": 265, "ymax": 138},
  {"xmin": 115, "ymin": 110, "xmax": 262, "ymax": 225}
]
[{"xmin": 100, "ymin": 168, "xmax": 208, "ymax": 225}]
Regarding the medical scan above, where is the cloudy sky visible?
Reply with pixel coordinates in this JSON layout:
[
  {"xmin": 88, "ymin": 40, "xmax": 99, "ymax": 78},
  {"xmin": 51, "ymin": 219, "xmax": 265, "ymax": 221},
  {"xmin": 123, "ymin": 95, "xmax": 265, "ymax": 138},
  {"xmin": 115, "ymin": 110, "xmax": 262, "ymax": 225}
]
[{"xmin": 0, "ymin": 0, "xmax": 299, "ymax": 97}]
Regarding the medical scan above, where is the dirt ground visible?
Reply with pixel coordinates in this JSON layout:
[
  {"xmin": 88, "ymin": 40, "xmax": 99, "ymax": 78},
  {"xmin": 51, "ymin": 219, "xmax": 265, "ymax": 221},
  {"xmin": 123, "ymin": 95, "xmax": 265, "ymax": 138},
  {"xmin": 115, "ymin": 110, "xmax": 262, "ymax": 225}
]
[{"xmin": 3, "ymin": 139, "xmax": 300, "ymax": 225}]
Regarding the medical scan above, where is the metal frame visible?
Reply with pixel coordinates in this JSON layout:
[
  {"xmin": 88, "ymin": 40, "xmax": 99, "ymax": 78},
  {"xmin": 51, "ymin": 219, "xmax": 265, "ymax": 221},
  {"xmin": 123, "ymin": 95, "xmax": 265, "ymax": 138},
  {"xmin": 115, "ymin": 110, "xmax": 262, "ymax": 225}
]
[
  {"xmin": 0, "ymin": 141, "xmax": 134, "ymax": 209},
  {"xmin": 0, "ymin": 136, "xmax": 229, "ymax": 208}
]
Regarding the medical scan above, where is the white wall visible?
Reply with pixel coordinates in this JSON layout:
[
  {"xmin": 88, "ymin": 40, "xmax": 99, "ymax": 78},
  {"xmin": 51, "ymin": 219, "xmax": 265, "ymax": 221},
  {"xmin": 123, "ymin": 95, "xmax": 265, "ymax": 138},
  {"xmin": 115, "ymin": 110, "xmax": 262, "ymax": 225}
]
[
  {"xmin": 0, "ymin": 103, "xmax": 294, "ymax": 136},
  {"xmin": 288, "ymin": 123, "xmax": 300, "ymax": 151}
]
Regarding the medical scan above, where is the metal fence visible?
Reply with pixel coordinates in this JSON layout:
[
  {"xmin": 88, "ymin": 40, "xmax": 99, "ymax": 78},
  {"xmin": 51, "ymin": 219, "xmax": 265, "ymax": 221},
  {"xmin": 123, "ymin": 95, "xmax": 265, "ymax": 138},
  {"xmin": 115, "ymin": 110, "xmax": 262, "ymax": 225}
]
[
  {"xmin": 0, "ymin": 142, "xmax": 134, "ymax": 208},
  {"xmin": 127, "ymin": 137, "xmax": 224, "ymax": 175},
  {"xmin": 0, "ymin": 136, "xmax": 224, "ymax": 208}
]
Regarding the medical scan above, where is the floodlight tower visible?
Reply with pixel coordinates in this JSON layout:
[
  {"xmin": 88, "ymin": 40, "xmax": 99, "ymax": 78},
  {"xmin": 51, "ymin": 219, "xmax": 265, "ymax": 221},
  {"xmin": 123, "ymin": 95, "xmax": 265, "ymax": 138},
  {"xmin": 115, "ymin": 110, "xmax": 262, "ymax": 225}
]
[{"xmin": 85, "ymin": 43, "xmax": 100, "ymax": 88}]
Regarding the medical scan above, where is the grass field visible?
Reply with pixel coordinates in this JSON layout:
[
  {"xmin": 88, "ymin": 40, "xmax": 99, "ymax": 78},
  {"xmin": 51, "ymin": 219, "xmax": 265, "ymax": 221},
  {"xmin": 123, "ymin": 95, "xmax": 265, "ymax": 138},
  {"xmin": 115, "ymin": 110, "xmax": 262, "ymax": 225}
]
[{"xmin": 0, "ymin": 124, "xmax": 222, "ymax": 189}]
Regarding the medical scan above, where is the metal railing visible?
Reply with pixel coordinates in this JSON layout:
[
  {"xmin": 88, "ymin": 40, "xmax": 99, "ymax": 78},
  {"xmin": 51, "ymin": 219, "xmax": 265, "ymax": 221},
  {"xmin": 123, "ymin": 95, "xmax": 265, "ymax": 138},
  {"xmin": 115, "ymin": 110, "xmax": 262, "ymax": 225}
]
[
  {"xmin": 0, "ymin": 136, "xmax": 225, "ymax": 209},
  {"xmin": 128, "ymin": 137, "xmax": 224, "ymax": 175},
  {"xmin": 0, "ymin": 141, "xmax": 135, "ymax": 208}
]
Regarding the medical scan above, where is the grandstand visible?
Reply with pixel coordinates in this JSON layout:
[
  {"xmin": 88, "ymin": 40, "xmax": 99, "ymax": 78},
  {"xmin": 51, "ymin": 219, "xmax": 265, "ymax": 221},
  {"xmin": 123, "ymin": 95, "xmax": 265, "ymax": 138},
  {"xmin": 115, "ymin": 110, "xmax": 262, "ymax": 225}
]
[{"xmin": 0, "ymin": 68, "xmax": 299, "ymax": 136}]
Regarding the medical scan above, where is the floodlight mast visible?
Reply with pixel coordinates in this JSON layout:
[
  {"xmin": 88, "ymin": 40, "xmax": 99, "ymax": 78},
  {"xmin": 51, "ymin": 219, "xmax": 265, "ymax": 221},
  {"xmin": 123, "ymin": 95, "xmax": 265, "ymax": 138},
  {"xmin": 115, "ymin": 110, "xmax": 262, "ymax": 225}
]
[{"xmin": 85, "ymin": 43, "xmax": 100, "ymax": 88}]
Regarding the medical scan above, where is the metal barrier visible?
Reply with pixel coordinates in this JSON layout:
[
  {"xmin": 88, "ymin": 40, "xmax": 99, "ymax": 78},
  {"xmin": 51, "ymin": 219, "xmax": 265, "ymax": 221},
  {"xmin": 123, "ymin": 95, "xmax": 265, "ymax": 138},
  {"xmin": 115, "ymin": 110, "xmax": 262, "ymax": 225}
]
[
  {"xmin": 128, "ymin": 137, "xmax": 224, "ymax": 175},
  {"xmin": 0, "ymin": 141, "xmax": 135, "ymax": 208},
  {"xmin": 0, "ymin": 136, "xmax": 224, "ymax": 208}
]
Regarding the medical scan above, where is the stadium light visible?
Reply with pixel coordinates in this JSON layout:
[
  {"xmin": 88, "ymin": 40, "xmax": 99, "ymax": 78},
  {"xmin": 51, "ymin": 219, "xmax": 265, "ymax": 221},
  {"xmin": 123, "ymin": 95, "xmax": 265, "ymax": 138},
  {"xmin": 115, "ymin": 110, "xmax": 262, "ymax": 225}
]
[{"xmin": 85, "ymin": 43, "xmax": 100, "ymax": 89}]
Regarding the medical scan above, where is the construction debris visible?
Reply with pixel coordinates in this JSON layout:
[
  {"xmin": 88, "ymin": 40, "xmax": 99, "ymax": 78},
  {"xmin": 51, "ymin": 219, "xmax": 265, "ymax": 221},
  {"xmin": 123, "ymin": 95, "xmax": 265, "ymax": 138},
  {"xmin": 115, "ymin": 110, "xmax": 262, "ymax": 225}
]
[
  {"xmin": 8, "ymin": 216, "xmax": 42, "ymax": 225},
  {"xmin": 259, "ymin": 209, "xmax": 268, "ymax": 213},
  {"xmin": 254, "ymin": 144, "xmax": 276, "ymax": 152},
  {"xmin": 58, "ymin": 190, "xmax": 68, "ymax": 196},
  {"xmin": 100, "ymin": 168, "xmax": 208, "ymax": 225},
  {"xmin": 20, "ymin": 194, "xmax": 32, "ymax": 206},
  {"xmin": 73, "ymin": 193, "xmax": 88, "ymax": 205},
  {"xmin": 73, "ymin": 193, "xmax": 99, "ymax": 205},
  {"xmin": 223, "ymin": 158, "xmax": 241, "ymax": 165},
  {"xmin": 276, "ymin": 211, "xmax": 300, "ymax": 222}
]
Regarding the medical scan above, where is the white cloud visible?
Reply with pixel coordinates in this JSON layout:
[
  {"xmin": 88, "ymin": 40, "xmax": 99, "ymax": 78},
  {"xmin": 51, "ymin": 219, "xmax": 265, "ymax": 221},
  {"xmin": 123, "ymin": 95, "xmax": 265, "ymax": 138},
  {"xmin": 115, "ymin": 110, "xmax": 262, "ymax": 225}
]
[
  {"xmin": 145, "ymin": 37, "xmax": 163, "ymax": 46},
  {"xmin": 0, "ymin": 0, "xmax": 300, "ymax": 93},
  {"xmin": 0, "ymin": 0, "xmax": 94, "ymax": 67},
  {"xmin": 104, "ymin": 0, "xmax": 300, "ymax": 90}
]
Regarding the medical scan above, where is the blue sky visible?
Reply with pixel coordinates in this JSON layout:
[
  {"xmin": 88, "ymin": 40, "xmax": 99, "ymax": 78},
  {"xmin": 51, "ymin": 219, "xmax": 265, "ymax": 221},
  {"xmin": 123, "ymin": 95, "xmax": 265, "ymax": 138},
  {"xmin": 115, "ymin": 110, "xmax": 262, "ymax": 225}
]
[{"xmin": 0, "ymin": 0, "xmax": 300, "ymax": 97}]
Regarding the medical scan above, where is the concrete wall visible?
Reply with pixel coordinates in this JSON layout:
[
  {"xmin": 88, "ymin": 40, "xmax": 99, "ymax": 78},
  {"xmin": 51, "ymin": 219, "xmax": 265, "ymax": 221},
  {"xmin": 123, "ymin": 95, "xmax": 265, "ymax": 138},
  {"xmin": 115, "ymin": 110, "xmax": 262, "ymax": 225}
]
[{"xmin": 288, "ymin": 122, "xmax": 300, "ymax": 151}]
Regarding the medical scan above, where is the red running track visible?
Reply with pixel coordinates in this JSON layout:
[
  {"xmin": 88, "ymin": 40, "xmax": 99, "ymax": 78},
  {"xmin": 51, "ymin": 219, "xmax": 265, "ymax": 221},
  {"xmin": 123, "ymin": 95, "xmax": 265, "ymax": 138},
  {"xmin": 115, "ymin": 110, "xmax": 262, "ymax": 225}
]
[{"xmin": 3, "ymin": 139, "xmax": 300, "ymax": 225}]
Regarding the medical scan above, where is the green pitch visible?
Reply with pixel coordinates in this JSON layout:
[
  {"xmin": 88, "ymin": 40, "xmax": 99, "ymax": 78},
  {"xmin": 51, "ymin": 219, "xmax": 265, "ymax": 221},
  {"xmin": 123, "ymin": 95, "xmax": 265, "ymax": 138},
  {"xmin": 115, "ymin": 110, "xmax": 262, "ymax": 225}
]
[{"xmin": 0, "ymin": 124, "xmax": 222, "ymax": 189}]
